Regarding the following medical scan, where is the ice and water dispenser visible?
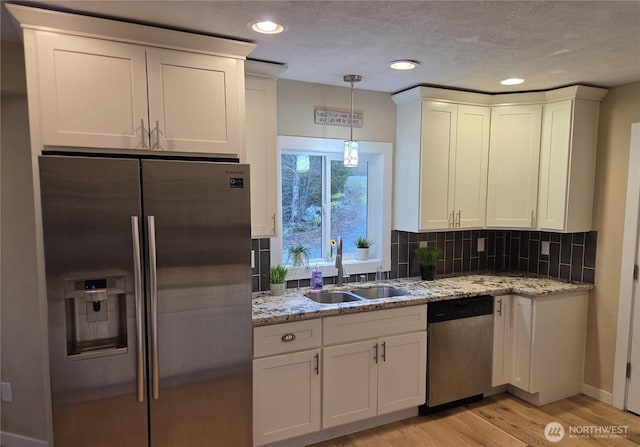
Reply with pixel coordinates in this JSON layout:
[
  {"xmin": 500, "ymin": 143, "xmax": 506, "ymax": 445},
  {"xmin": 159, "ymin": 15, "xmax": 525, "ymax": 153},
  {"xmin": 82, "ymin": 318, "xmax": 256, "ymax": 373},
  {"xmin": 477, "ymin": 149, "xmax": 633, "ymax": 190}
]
[{"xmin": 64, "ymin": 276, "xmax": 128, "ymax": 358}]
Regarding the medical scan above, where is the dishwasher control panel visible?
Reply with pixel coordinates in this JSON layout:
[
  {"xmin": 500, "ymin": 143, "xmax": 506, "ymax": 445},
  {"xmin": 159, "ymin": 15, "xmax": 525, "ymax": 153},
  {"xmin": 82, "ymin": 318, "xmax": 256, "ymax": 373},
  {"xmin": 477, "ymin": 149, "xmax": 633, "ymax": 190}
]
[{"xmin": 427, "ymin": 295, "xmax": 493, "ymax": 323}]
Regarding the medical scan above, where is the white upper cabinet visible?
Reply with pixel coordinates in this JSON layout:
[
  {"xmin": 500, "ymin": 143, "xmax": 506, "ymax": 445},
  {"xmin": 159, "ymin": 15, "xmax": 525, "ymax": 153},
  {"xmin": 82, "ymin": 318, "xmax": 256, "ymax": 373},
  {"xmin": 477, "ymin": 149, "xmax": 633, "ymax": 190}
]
[
  {"xmin": 146, "ymin": 48, "xmax": 242, "ymax": 154},
  {"xmin": 394, "ymin": 90, "xmax": 490, "ymax": 232},
  {"xmin": 10, "ymin": 4, "xmax": 254, "ymax": 158},
  {"xmin": 35, "ymin": 32, "xmax": 243, "ymax": 156},
  {"xmin": 35, "ymin": 32, "xmax": 150, "ymax": 150},
  {"xmin": 419, "ymin": 101, "xmax": 457, "ymax": 230},
  {"xmin": 453, "ymin": 105, "xmax": 491, "ymax": 228},
  {"xmin": 538, "ymin": 97, "xmax": 603, "ymax": 232},
  {"xmin": 245, "ymin": 74, "xmax": 279, "ymax": 237},
  {"xmin": 486, "ymin": 105, "xmax": 543, "ymax": 229}
]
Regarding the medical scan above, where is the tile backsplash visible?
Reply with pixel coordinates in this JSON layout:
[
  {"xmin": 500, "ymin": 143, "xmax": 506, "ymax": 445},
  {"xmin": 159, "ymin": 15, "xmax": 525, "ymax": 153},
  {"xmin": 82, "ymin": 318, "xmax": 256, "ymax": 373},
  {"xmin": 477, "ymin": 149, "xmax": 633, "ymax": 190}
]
[
  {"xmin": 252, "ymin": 230, "xmax": 597, "ymax": 292},
  {"xmin": 391, "ymin": 229, "xmax": 596, "ymax": 284}
]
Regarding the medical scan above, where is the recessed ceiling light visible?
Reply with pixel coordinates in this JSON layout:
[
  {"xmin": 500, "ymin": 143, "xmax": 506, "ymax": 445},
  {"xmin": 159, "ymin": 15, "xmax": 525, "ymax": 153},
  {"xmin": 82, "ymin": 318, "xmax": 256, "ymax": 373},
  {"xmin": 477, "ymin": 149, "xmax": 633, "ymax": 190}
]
[
  {"xmin": 249, "ymin": 20, "xmax": 286, "ymax": 34},
  {"xmin": 390, "ymin": 60, "xmax": 420, "ymax": 70},
  {"xmin": 499, "ymin": 77, "xmax": 526, "ymax": 86}
]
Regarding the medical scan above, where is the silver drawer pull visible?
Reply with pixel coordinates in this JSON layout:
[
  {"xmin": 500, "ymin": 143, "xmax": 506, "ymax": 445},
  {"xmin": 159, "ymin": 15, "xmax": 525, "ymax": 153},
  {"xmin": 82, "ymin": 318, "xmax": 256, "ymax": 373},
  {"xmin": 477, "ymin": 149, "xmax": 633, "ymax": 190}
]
[{"xmin": 281, "ymin": 333, "xmax": 296, "ymax": 342}]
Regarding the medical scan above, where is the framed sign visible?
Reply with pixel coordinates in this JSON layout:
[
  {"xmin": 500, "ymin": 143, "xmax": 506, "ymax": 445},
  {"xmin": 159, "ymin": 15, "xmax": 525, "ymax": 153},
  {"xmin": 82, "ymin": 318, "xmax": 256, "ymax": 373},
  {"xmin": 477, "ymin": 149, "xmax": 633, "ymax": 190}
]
[{"xmin": 314, "ymin": 108, "xmax": 363, "ymax": 128}]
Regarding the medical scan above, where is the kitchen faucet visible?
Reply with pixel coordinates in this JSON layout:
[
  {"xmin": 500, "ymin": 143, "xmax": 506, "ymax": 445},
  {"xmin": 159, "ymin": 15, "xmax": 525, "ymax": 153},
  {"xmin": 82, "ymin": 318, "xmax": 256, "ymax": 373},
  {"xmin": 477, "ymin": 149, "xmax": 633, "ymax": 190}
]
[{"xmin": 335, "ymin": 236, "xmax": 345, "ymax": 286}]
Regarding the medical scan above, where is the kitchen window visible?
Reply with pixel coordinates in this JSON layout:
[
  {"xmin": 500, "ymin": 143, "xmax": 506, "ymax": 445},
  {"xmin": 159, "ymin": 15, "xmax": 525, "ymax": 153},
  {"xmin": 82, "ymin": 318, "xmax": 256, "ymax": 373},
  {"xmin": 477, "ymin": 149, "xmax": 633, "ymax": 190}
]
[{"xmin": 274, "ymin": 136, "xmax": 392, "ymax": 280}]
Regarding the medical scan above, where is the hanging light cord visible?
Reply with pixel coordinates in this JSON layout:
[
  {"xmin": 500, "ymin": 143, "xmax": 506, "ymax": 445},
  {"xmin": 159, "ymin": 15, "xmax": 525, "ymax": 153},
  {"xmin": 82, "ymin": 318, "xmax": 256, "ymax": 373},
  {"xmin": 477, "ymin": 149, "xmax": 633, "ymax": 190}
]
[{"xmin": 349, "ymin": 79, "xmax": 355, "ymax": 142}]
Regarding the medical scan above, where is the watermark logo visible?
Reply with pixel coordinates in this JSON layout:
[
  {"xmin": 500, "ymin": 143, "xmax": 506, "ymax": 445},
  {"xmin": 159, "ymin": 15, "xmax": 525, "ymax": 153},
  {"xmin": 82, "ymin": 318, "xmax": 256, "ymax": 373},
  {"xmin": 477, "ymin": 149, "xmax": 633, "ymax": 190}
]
[
  {"xmin": 544, "ymin": 421, "xmax": 629, "ymax": 441},
  {"xmin": 545, "ymin": 422, "xmax": 565, "ymax": 442}
]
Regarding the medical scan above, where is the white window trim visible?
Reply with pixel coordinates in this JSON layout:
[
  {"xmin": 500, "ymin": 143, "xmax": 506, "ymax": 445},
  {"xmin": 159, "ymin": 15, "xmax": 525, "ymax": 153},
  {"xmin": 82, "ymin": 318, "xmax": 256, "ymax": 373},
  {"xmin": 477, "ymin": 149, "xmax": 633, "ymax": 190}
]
[{"xmin": 274, "ymin": 135, "xmax": 392, "ymax": 281}]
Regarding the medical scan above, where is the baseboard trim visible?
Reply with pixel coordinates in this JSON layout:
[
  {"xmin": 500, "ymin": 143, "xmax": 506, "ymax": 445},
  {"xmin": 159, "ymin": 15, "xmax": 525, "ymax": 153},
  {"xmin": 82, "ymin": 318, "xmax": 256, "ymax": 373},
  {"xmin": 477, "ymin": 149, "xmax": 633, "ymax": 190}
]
[
  {"xmin": 582, "ymin": 382, "xmax": 613, "ymax": 405},
  {"xmin": 1, "ymin": 432, "xmax": 48, "ymax": 447}
]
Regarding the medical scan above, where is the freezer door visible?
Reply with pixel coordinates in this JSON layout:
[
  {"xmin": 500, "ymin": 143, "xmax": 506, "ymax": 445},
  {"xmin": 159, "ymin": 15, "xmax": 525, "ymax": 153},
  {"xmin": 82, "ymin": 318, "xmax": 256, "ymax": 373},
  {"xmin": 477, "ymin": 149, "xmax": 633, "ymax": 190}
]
[
  {"xmin": 39, "ymin": 155, "xmax": 148, "ymax": 447},
  {"xmin": 142, "ymin": 160, "xmax": 252, "ymax": 447}
]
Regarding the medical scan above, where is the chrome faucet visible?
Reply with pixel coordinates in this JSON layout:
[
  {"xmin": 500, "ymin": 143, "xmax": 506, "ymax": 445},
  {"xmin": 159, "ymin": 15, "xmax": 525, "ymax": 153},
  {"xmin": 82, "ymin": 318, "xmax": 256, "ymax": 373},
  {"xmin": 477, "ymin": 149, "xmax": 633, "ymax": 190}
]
[{"xmin": 335, "ymin": 236, "xmax": 345, "ymax": 286}]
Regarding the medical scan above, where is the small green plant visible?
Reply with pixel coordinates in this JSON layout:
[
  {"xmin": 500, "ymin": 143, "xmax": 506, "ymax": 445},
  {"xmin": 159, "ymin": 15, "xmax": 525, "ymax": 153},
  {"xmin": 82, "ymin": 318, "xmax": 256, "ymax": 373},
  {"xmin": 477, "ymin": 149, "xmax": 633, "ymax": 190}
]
[
  {"xmin": 269, "ymin": 265, "xmax": 289, "ymax": 284},
  {"xmin": 354, "ymin": 236, "xmax": 374, "ymax": 249},
  {"xmin": 287, "ymin": 244, "xmax": 310, "ymax": 268},
  {"xmin": 414, "ymin": 246, "xmax": 442, "ymax": 267}
]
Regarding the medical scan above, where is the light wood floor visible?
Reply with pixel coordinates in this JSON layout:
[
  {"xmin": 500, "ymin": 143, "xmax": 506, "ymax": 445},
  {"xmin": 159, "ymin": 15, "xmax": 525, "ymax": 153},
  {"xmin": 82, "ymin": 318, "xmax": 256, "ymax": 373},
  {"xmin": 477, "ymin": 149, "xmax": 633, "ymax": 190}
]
[{"xmin": 311, "ymin": 393, "xmax": 640, "ymax": 447}]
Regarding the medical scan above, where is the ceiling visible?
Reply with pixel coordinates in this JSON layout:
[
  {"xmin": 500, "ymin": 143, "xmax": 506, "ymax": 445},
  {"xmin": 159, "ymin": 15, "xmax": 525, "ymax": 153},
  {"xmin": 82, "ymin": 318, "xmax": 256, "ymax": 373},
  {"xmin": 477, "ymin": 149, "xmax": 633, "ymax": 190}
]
[{"xmin": 2, "ymin": 1, "xmax": 640, "ymax": 94}]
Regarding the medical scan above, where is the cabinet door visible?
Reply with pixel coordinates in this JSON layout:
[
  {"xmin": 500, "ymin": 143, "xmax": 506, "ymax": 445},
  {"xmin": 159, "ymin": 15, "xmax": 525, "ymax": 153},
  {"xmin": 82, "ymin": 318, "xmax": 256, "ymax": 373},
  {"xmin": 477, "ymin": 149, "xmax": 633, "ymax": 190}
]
[
  {"xmin": 378, "ymin": 332, "xmax": 427, "ymax": 414},
  {"xmin": 253, "ymin": 349, "xmax": 321, "ymax": 446},
  {"xmin": 322, "ymin": 341, "xmax": 378, "ymax": 428},
  {"xmin": 454, "ymin": 105, "xmax": 490, "ymax": 229},
  {"xmin": 420, "ymin": 101, "xmax": 457, "ymax": 230},
  {"xmin": 492, "ymin": 295, "xmax": 512, "ymax": 386},
  {"xmin": 245, "ymin": 76, "xmax": 277, "ymax": 237},
  {"xmin": 146, "ymin": 48, "xmax": 242, "ymax": 156},
  {"xmin": 486, "ymin": 105, "xmax": 542, "ymax": 228},
  {"xmin": 35, "ymin": 31, "xmax": 149, "ymax": 149},
  {"xmin": 538, "ymin": 100, "xmax": 572, "ymax": 231},
  {"xmin": 510, "ymin": 296, "xmax": 533, "ymax": 392}
]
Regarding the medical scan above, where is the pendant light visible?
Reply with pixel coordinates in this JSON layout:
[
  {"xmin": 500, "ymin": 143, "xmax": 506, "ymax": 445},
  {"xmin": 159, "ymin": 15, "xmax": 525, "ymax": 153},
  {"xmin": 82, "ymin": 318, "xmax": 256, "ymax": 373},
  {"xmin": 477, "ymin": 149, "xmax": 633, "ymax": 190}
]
[{"xmin": 343, "ymin": 74, "xmax": 362, "ymax": 167}]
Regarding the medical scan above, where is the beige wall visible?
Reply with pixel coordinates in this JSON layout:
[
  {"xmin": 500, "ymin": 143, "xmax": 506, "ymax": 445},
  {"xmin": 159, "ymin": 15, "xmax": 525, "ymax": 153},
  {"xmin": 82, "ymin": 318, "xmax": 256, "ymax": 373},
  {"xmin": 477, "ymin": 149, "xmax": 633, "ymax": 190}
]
[
  {"xmin": 1, "ymin": 42, "xmax": 49, "ymax": 440},
  {"xmin": 276, "ymin": 79, "xmax": 396, "ymax": 143},
  {"xmin": 585, "ymin": 81, "xmax": 640, "ymax": 392}
]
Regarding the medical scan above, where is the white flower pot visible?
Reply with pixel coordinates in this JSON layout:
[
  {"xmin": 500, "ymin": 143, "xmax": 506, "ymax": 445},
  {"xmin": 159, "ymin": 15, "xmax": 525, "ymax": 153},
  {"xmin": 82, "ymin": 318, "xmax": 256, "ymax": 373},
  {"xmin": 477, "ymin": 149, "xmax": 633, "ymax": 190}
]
[
  {"xmin": 270, "ymin": 283, "xmax": 285, "ymax": 296},
  {"xmin": 356, "ymin": 247, "xmax": 369, "ymax": 261}
]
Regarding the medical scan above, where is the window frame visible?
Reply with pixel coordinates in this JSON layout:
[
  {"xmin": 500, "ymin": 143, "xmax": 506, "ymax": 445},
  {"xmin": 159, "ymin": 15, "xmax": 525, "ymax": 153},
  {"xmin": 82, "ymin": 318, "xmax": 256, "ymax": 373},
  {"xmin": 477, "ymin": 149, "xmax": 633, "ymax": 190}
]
[{"xmin": 274, "ymin": 135, "xmax": 392, "ymax": 281}]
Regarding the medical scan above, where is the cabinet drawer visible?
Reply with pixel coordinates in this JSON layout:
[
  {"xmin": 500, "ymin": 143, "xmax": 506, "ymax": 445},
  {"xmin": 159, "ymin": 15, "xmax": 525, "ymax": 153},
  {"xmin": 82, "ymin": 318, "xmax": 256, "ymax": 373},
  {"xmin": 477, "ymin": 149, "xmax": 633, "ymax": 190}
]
[
  {"xmin": 254, "ymin": 319, "xmax": 322, "ymax": 358},
  {"xmin": 323, "ymin": 305, "xmax": 427, "ymax": 346}
]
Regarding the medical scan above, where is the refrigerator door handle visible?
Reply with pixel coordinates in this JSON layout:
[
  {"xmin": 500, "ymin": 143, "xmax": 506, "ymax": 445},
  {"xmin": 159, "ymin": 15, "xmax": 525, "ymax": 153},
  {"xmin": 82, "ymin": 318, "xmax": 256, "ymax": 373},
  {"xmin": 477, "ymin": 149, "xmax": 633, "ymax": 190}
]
[
  {"xmin": 148, "ymin": 215, "xmax": 160, "ymax": 400},
  {"xmin": 131, "ymin": 216, "xmax": 145, "ymax": 403}
]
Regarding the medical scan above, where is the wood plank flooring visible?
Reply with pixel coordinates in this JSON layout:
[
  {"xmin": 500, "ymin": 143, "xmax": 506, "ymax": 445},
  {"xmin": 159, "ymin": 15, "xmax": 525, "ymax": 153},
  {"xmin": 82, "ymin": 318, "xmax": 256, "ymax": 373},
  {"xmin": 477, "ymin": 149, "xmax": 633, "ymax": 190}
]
[{"xmin": 311, "ymin": 394, "xmax": 640, "ymax": 447}]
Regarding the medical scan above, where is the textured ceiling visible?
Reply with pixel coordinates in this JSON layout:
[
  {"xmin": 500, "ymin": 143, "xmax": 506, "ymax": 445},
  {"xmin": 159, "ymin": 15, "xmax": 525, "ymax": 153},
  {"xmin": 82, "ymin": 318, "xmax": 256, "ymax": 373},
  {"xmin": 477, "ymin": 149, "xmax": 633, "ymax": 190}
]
[{"xmin": 2, "ymin": 1, "xmax": 640, "ymax": 93}]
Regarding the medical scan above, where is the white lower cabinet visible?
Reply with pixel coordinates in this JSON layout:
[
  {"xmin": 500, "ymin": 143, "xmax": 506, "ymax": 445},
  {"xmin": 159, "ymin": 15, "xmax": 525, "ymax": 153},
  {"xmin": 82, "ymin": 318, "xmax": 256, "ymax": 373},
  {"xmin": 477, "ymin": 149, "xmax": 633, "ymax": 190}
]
[
  {"xmin": 253, "ymin": 349, "xmax": 321, "ymax": 446},
  {"xmin": 322, "ymin": 340, "xmax": 379, "ymax": 427},
  {"xmin": 491, "ymin": 292, "xmax": 588, "ymax": 405},
  {"xmin": 252, "ymin": 305, "xmax": 427, "ymax": 445},
  {"xmin": 253, "ymin": 319, "xmax": 322, "ymax": 446},
  {"xmin": 322, "ymin": 306, "xmax": 427, "ymax": 428},
  {"xmin": 491, "ymin": 295, "xmax": 512, "ymax": 387},
  {"xmin": 377, "ymin": 332, "xmax": 428, "ymax": 414}
]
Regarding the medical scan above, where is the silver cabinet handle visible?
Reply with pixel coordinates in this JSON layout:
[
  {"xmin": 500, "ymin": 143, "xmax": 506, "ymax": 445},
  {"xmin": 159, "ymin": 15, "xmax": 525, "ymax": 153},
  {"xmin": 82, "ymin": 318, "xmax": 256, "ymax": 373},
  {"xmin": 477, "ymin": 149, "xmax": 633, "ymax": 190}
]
[
  {"xmin": 456, "ymin": 210, "xmax": 461, "ymax": 228},
  {"xmin": 497, "ymin": 298, "xmax": 502, "ymax": 316},
  {"xmin": 281, "ymin": 333, "xmax": 296, "ymax": 342},
  {"xmin": 131, "ymin": 216, "xmax": 145, "ymax": 403},
  {"xmin": 140, "ymin": 118, "xmax": 147, "ymax": 149},
  {"xmin": 314, "ymin": 353, "xmax": 320, "ymax": 375},
  {"xmin": 381, "ymin": 341, "xmax": 387, "ymax": 362},
  {"xmin": 449, "ymin": 211, "xmax": 455, "ymax": 228},
  {"xmin": 373, "ymin": 343, "xmax": 379, "ymax": 364},
  {"xmin": 147, "ymin": 216, "xmax": 159, "ymax": 400},
  {"xmin": 153, "ymin": 120, "xmax": 160, "ymax": 150},
  {"xmin": 271, "ymin": 213, "xmax": 276, "ymax": 235}
]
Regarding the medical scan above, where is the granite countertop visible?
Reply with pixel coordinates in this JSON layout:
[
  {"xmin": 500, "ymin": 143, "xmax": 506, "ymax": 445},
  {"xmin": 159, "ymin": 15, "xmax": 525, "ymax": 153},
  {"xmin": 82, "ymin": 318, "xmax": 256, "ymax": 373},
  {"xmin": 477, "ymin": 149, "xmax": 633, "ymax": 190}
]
[{"xmin": 251, "ymin": 274, "xmax": 594, "ymax": 327}]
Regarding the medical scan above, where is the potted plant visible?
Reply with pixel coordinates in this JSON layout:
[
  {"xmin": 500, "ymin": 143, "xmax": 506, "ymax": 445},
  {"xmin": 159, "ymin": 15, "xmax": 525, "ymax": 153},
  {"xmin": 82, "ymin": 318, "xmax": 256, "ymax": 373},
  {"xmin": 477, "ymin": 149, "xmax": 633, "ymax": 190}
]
[
  {"xmin": 269, "ymin": 265, "xmax": 289, "ymax": 296},
  {"xmin": 414, "ymin": 246, "xmax": 442, "ymax": 281},
  {"xmin": 287, "ymin": 244, "xmax": 310, "ymax": 268},
  {"xmin": 355, "ymin": 236, "xmax": 374, "ymax": 261}
]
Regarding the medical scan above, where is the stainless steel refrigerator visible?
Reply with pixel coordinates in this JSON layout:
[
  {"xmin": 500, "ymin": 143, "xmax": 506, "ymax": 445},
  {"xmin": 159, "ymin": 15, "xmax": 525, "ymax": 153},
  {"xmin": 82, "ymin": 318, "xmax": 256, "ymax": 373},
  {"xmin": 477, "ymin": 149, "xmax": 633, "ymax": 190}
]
[{"xmin": 39, "ymin": 154, "xmax": 252, "ymax": 447}]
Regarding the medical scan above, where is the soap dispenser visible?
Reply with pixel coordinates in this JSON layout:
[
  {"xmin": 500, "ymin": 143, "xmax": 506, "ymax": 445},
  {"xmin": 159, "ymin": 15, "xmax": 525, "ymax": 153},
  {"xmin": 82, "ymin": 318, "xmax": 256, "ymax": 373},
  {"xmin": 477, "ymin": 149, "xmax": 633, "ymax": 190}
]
[{"xmin": 311, "ymin": 265, "xmax": 323, "ymax": 289}]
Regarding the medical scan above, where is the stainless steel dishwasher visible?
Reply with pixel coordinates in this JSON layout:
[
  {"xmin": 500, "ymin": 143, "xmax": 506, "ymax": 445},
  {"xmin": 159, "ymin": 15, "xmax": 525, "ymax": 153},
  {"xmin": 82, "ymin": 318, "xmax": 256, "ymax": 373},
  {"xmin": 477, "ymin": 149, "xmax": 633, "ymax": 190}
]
[{"xmin": 421, "ymin": 295, "xmax": 494, "ymax": 411}]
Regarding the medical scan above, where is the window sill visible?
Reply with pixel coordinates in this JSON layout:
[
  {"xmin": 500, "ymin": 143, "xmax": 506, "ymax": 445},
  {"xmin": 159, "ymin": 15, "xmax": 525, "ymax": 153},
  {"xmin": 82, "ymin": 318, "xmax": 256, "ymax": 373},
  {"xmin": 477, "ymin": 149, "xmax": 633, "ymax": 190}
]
[{"xmin": 286, "ymin": 259, "xmax": 383, "ymax": 281}]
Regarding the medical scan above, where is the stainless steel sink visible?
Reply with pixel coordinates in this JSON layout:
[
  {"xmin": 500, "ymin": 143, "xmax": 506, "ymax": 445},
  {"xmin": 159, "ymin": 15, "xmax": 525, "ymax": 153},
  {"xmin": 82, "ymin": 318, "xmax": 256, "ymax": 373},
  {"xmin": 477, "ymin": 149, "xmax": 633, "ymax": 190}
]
[
  {"xmin": 305, "ymin": 290, "xmax": 363, "ymax": 304},
  {"xmin": 350, "ymin": 286, "xmax": 410, "ymax": 299}
]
